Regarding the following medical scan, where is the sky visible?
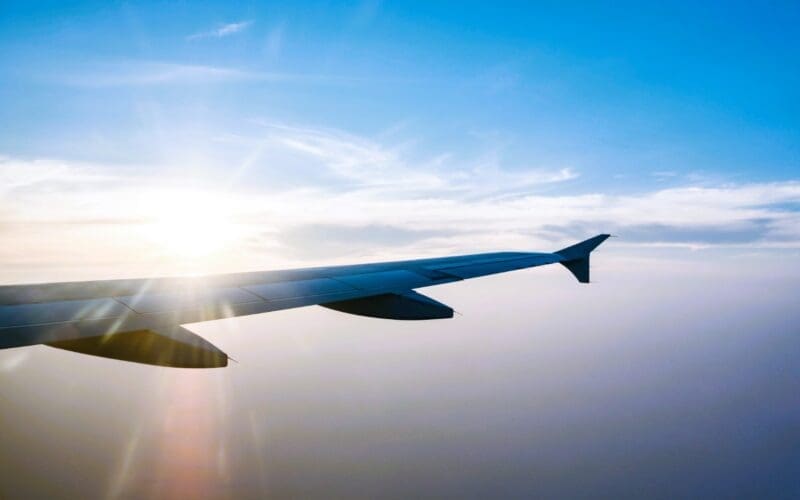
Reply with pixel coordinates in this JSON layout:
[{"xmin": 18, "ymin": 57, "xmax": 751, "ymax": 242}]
[
  {"xmin": 0, "ymin": 1, "xmax": 799, "ymax": 282},
  {"xmin": 2, "ymin": 2, "xmax": 800, "ymax": 499}
]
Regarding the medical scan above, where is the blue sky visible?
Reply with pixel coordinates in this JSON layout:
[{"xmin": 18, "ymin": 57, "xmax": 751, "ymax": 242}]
[{"xmin": 1, "ymin": 1, "xmax": 799, "ymax": 280}]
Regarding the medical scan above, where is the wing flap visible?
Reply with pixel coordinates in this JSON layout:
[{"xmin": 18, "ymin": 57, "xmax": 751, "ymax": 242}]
[
  {"xmin": 46, "ymin": 326, "xmax": 228, "ymax": 368},
  {"xmin": 321, "ymin": 290, "xmax": 453, "ymax": 320}
]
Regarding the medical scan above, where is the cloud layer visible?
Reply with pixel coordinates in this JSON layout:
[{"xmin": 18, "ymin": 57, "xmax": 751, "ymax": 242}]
[{"xmin": 1, "ymin": 122, "xmax": 799, "ymax": 281}]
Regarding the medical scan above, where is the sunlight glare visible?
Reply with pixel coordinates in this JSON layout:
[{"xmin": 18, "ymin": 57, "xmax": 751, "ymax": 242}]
[{"xmin": 144, "ymin": 190, "xmax": 240, "ymax": 259}]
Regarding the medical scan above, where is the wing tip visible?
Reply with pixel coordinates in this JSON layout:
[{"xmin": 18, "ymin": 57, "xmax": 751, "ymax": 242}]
[{"xmin": 555, "ymin": 234, "xmax": 611, "ymax": 283}]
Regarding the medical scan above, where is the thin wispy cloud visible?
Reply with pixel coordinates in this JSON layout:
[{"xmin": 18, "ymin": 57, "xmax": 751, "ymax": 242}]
[
  {"xmin": 240, "ymin": 122, "xmax": 579, "ymax": 197},
  {"xmin": 264, "ymin": 23, "xmax": 286, "ymax": 57},
  {"xmin": 187, "ymin": 20, "xmax": 254, "ymax": 41},
  {"xmin": 352, "ymin": 0, "xmax": 382, "ymax": 26},
  {"xmin": 54, "ymin": 62, "xmax": 346, "ymax": 87},
  {"xmin": 50, "ymin": 60, "xmax": 378, "ymax": 88},
  {"xmin": 0, "ymin": 156, "xmax": 116, "ymax": 195},
  {"xmin": 57, "ymin": 62, "xmax": 258, "ymax": 87}
]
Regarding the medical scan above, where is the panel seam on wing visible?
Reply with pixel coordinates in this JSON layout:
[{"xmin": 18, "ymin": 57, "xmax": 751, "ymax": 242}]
[{"xmin": 236, "ymin": 286, "xmax": 271, "ymax": 303}]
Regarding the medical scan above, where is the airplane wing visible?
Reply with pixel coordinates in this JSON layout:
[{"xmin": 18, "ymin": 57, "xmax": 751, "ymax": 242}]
[{"xmin": 0, "ymin": 234, "xmax": 610, "ymax": 368}]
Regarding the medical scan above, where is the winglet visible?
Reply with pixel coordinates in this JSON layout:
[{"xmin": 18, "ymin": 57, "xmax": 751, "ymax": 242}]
[{"xmin": 554, "ymin": 234, "xmax": 611, "ymax": 283}]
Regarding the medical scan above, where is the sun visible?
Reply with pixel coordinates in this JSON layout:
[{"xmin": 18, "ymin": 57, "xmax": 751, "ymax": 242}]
[{"xmin": 143, "ymin": 190, "xmax": 240, "ymax": 259}]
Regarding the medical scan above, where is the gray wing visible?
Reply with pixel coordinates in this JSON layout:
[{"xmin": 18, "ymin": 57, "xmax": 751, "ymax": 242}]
[{"xmin": 0, "ymin": 235, "xmax": 609, "ymax": 368}]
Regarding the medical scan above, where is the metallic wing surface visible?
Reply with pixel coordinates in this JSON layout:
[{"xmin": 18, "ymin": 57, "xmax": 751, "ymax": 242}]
[{"xmin": 0, "ymin": 234, "xmax": 610, "ymax": 368}]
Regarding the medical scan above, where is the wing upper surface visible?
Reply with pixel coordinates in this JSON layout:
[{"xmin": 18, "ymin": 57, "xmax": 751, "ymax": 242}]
[{"xmin": 0, "ymin": 250, "xmax": 568, "ymax": 360}]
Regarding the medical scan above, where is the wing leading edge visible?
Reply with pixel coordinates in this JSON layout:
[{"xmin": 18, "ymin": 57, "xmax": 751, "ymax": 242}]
[{"xmin": 0, "ymin": 234, "xmax": 609, "ymax": 368}]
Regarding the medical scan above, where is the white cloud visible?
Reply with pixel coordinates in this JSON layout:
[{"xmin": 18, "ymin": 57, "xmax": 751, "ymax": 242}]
[
  {"xmin": 187, "ymin": 21, "xmax": 254, "ymax": 41},
  {"xmin": 2, "ymin": 123, "xmax": 800, "ymax": 281}
]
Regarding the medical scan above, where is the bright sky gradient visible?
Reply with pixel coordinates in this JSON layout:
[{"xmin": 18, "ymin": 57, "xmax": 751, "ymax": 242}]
[{"xmin": 1, "ymin": 1, "xmax": 799, "ymax": 281}]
